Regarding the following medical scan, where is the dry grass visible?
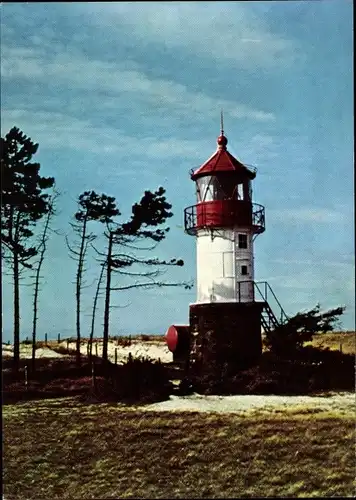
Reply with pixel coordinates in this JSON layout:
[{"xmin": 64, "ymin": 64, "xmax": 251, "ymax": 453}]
[
  {"xmin": 306, "ymin": 331, "xmax": 355, "ymax": 354},
  {"xmin": 13, "ymin": 330, "xmax": 354, "ymax": 357},
  {"xmin": 261, "ymin": 331, "xmax": 355, "ymax": 354},
  {"xmin": 16, "ymin": 330, "xmax": 355, "ymax": 353},
  {"xmin": 3, "ymin": 398, "xmax": 355, "ymax": 499}
]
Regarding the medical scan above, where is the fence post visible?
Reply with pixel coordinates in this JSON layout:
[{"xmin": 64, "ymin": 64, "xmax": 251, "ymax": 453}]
[
  {"xmin": 25, "ymin": 365, "xmax": 28, "ymax": 391},
  {"xmin": 91, "ymin": 363, "xmax": 96, "ymax": 391},
  {"xmin": 45, "ymin": 333, "xmax": 48, "ymax": 345},
  {"xmin": 340, "ymin": 343, "xmax": 343, "ymax": 353},
  {"xmin": 95, "ymin": 343, "xmax": 98, "ymax": 357},
  {"xmin": 115, "ymin": 348, "xmax": 118, "ymax": 365},
  {"xmin": 58, "ymin": 333, "xmax": 61, "ymax": 344},
  {"xmin": 66, "ymin": 339, "xmax": 69, "ymax": 349}
]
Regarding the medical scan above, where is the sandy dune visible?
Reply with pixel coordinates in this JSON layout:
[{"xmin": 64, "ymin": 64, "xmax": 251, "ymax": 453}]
[
  {"xmin": 2, "ymin": 340, "xmax": 173, "ymax": 363},
  {"xmin": 59, "ymin": 340, "xmax": 173, "ymax": 364},
  {"xmin": 145, "ymin": 391, "xmax": 355, "ymax": 414},
  {"xmin": 2, "ymin": 344, "xmax": 69, "ymax": 358}
]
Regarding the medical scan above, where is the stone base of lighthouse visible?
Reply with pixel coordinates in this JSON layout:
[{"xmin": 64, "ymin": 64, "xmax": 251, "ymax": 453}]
[{"xmin": 188, "ymin": 302, "xmax": 264, "ymax": 391}]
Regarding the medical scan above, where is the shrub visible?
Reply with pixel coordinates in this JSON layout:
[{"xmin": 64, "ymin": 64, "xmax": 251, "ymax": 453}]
[
  {"xmin": 187, "ymin": 348, "xmax": 354, "ymax": 396},
  {"xmin": 21, "ymin": 339, "xmax": 32, "ymax": 345},
  {"xmin": 4, "ymin": 355, "xmax": 173, "ymax": 404},
  {"xmin": 105, "ymin": 356, "xmax": 173, "ymax": 403},
  {"xmin": 265, "ymin": 304, "xmax": 346, "ymax": 357}
]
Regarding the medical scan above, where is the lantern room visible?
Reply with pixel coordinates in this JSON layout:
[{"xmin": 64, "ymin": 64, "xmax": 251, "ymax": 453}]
[{"xmin": 184, "ymin": 132, "xmax": 265, "ymax": 236}]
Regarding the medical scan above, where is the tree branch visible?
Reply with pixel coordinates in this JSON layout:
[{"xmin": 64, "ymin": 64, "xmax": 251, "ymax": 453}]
[{"xmin": 110, "ymin": 280, "xmax": 192, "ymax": 291}]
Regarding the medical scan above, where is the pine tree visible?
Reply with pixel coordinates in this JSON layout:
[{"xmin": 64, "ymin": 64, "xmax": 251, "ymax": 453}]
[
  {"xmin": 97, "ymin": 187, "xmax": 191, "ymax": 361},
  {"xmin": 66, "ymin": 191, "xmax": 119, "ymax": 365},
  {"xmin": 265, "ymin": 303, "xmax": 346, "ymax": 356},
  {"xmin": 1, "ymin": 127, "xmax": 55, "ymax": 370}
]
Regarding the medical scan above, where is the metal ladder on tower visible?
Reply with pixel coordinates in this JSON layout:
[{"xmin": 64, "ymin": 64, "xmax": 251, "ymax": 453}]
[{"xmin": 254, "ymin": 281, "xmax": 289, "ymax": 334}]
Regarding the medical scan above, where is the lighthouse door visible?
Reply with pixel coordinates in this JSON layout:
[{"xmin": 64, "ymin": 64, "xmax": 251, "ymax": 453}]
[{"xmin": 236, "ymin": 261, "xmax": 253, "ymax": 302}]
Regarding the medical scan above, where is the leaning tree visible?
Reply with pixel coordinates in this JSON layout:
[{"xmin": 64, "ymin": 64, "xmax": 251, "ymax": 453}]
[
  {"xmin": 94, "ymin": 186, "xmax": 192, "ymax": 362},
  {"xmin": 265, "ymin": 303, "xmax": 346, "ymax": 357},
  {"xmin": 1, "ymin": 126, "xmax": 55, "ymax": 370},
  {"xmin": 66, "ymin": 191, "xmax": 119, "ymax": 366}
]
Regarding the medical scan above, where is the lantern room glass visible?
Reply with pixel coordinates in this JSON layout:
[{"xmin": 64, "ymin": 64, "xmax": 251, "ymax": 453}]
[{"xmin": 196, "ymin": 176, "xmax": 252, "ymax": 202}]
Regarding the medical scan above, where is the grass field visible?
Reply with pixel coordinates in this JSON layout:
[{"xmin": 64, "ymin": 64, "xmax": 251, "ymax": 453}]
[
  {"xmin": 307, "ymin": 331, "xmax": 355, "ymax": 354},
  {"xmin": 3, "ymin": 331, "xmax": 355, "ymax": 498},
  {"xmin": 12, "ymin": 330, "xmax": 356, "ymax": 353},
  {"xmin": 3, "ymin": 398, "xmax": 355, "ymax": 499}
]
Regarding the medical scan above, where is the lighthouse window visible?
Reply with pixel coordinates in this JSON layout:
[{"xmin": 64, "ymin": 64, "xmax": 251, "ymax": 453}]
[
  {"xmin": 237, "ymin": 184, "xmax": 244, "ymax": 200},
  {"xmin": 241, "ymin": 265, "xmax": 248, "ymax": 276},
  {"xmin": 197, "ymin": 177, "xmax": 214, "ymax": 201},
  {"xmin": 238, "ymin": 234, "xmax": 248, "ymax": 249}
]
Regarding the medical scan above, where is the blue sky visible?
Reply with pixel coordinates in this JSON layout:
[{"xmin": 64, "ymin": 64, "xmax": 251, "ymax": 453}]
[{"xmin": 1, "ymin": 1, "xmax": 354, "ymax": 341}]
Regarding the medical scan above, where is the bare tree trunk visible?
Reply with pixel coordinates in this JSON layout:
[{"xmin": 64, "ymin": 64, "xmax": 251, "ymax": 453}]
[
  {"xmin": 76, "ymin": 216, "xmax": 88, "ymax": 367},
  {"xmin": 31, "ymin": 269, "xmax": 39, "ymax": 372},
  {"xmin": 89, "ymin": 262, "xmax": 105, "ymax": 361},
  {"xmin": 13, "ymin": 253, "xmax": 20, "ymax": 372},
  {"xmin": 102, "ymin": 232, "xmax": 113, "ymax": 362},
  {"xmin": 31, "ymin": 203, "xmax": 53, "ymax": 373}
]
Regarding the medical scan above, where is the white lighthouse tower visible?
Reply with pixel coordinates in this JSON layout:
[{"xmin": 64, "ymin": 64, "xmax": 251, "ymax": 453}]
[
  {"xmin": 184, "ymin": 117, "xmax": 266, "ymax": 379},
  {"xmin": 187, "ymin": 122, "xmax": 265, "ymax": 305},
  {"xmin": 185, "ymin": 116, "xmax": 265, "ymax": 303}
]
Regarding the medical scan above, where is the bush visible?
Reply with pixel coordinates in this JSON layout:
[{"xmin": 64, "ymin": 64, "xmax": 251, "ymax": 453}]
[
  {"xmin": 105, "ymin": 356, "xmax": 173, "ymax": 403},
  {"xmin": 265, "ymin": 304, "xmax": 346, "ymax": 357},
  {"xmin": 50, "ymin": 345, "xmax": 75, "ymax": 356},
  {"xmin": 21, "ymin": 339, "xmax": 32, "ymax": 345},
  {"xmin": 188, "ymin": 348, "xmax": 354, "ymax": 396},
  {"xmin": 3, "ymin": 355, "xmax": 173, "ymax": 404}
]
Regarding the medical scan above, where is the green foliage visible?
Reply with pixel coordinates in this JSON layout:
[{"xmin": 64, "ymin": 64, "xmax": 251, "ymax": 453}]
[
  {"xmin": 1, "ymin": 126, "xmax": 55, "ymax": 265},
  {"xmin": 265, "ymin": 304, "xmax": 346, "ymax": 357},
  {"xmin": 114, "ymin": 186, "xmax": 173, "ymax": 241},
  {"xmin": 71, "ymin": 190, "xmax": 120, "ymax": 365},
  {"xmin": 75, "ymin": 190, "xmax": 120, "ymax": 224},
  {"xmin": 1, "ymin": 126, "xmax": 55, "ymax": 369}
]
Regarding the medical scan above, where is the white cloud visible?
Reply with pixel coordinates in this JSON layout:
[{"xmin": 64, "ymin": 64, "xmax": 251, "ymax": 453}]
[
  {"xmin": 86, "ymin": 2, "xmax": 298, "ymax": 69},
  {"xmin": 1, "ymin": 108, "xmax": 210, "ymax": 161},
  {"xmin": 1, "ymin": 45, "xmax": 275, "ymax": 124}
]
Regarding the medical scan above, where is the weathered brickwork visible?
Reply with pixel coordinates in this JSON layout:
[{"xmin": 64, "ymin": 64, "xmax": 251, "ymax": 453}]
[{"xmin": 188, "ymin": 302, "xmax": 264, "ymax": 383}]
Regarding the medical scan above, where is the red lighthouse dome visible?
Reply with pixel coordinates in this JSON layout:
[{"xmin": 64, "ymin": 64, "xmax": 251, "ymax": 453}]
[
  {"xmin": 184, "ymin": 119, "xmax": 265, "ymax": 237},
  {"xmin": 190, "ymin": 132, "xmax": 255, "ymax": 181}
]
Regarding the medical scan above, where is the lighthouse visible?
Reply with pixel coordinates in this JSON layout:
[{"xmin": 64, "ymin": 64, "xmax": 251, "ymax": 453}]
[
  {"xmin": 183, "ymin": 116, "xmax": 267, "ymax": 382},
  {"xmin": 165, "ymin": 116, "xmax": 289, "ymax": 386}
]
